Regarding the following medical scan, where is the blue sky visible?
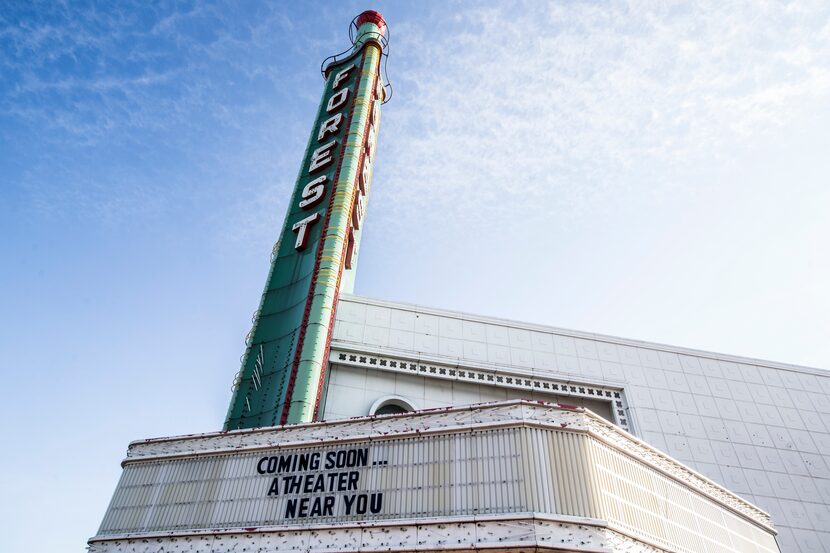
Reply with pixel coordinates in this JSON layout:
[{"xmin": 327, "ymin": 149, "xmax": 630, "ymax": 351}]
[{"xmin": 1, "ymin": 1, "xmax": 829, "ymax": 550}]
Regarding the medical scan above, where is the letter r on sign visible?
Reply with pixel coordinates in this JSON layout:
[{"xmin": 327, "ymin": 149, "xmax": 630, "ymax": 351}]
[{"xmin": 318, "ymin": 113, "xmax": 343, "ymax": 141}]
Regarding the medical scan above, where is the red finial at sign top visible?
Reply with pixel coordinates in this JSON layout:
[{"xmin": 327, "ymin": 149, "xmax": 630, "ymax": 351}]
[{"xmin": 356, "ymin": 10, "xmax": 387, "ymax": 36}]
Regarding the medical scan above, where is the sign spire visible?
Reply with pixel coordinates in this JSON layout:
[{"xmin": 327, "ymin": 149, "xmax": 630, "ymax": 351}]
[{"xmin": 225, "ymin": 11, "xmax": 389, "ymax": 429}]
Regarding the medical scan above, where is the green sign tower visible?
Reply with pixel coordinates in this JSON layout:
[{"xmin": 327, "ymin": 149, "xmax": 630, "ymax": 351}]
[{"xmin": 225, "ymin": 11, "xmax": 389, "ymax": 430}]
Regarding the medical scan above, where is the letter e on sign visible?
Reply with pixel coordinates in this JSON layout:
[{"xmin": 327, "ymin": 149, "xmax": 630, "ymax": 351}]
[{"xmin": 309, "ymin": 141, "xmax": 337, "ymax": 173}]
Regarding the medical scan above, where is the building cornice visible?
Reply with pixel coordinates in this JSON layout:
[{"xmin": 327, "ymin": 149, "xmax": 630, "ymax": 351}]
[{"xmin": 338, "ymin": 294, "xmax": 828, "ymax": 376}]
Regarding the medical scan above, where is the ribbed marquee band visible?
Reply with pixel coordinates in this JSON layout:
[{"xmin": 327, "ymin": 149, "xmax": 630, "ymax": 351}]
[{"xmin": 90, "ymin": 401, "xmax": 779, "ymax": 553}]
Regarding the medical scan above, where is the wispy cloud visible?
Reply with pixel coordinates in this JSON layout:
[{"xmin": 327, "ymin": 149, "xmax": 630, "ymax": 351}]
[
  {"xmin": 0, "ymin": 2, "xmax": 327, "ymax": 230},
  {"xmin": 2, "ymin": 1, "xmax": 829, "ymax": 248},
  {"xmin": 373, "ymin": 0, "xmax": 830, "ymax": 231}
]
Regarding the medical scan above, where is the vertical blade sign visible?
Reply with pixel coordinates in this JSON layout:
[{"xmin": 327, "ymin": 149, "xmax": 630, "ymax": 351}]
[{"xmin": 225, "ymin": 12, "xmax": 388, "ymax": 429}]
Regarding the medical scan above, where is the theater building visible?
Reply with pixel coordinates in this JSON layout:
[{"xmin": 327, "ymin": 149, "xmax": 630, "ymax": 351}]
[{"xmin": 88, "ymin": 11, "xmax": 829, "ymax": 553}]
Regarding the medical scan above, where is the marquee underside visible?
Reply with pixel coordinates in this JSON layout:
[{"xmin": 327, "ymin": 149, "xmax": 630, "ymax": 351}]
[{"xmin": 89, "ymin": 514, "xmax": 670, "ymax": 553}]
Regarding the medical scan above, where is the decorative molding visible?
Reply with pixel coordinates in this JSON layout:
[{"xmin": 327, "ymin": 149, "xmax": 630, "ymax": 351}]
[
  {"xmin": 331, "ymin": 348, "xmax": 632, "ymax": 434},
  {"xmin": 337, "ymin": 294, "xmax": 829, "ymax": 377},
  {"xmin": 369, "ymin": 395, "xmax": 418, "ymax": 415},
  {"xmin": 125, "ymin": 401, "xmax": 589, "ymax": 462}
]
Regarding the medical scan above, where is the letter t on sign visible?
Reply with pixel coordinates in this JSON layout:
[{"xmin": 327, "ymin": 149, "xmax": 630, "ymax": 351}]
[{"xmin": 292, "ymin": 212, "xmax": 320, "ymax": 250}]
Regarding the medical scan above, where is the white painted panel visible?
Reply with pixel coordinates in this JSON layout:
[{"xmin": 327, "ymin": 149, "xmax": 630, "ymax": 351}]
[
  {"xmin": 365, "ymin": 305, "xmax": 391, "ymax": 328},
  {"xmin": 508, "ymin": 327, "xmax": 532, "ymax": 350},
  {"xmin": 389, "ymin": 309, "xmax": 415, "ymax": 331},
  {"xmin": 462, "ymin": 320, "xmax": 487, "ymax": 342},
  {"xmin": 530, "ymin": 331, "xmax": 554, "ymax": 352},
  {"xmin": 485, "ymin": 324, "xmax": 509, "ymax": 346},
  {"xmin": 438, "ymin": 317, "xmax": 462, "ymax": 339},
  {"xmin": 487, "ymin": 344, "xmax": 510, "ymax": 365},
  {"xmin": 388, "ymin": 329, "xmax": 414, "ymax": 350}
]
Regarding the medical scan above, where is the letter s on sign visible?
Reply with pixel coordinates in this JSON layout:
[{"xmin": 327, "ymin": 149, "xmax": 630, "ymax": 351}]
[{"xmin": 299, "ymin": 176, "xmax": 326, "ymax": 210}]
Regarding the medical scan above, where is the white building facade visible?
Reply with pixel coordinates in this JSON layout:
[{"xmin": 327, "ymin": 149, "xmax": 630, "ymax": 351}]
[{"xmin": 323, "ymin": 294, "xmax": 830, "ymax": 552}]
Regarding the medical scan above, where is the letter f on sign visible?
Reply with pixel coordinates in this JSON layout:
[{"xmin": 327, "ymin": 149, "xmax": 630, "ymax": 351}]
[{"xmin": 332, "ymin": 65, "xmax": 355, "ymax": 90}]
